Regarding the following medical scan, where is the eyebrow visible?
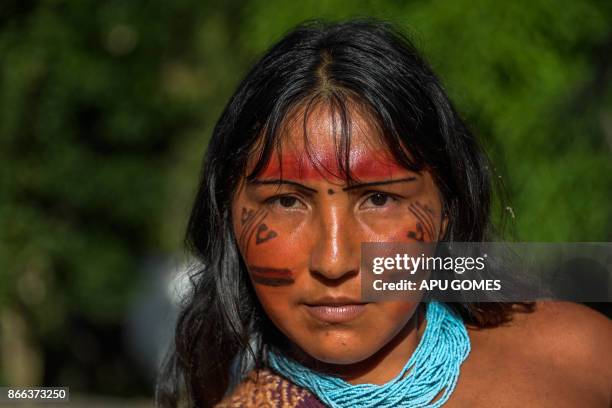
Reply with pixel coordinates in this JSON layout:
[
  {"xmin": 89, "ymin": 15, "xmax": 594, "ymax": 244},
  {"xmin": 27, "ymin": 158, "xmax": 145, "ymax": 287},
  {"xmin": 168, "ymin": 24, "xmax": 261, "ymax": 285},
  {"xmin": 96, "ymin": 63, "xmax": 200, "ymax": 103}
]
[
  {"xmin": 342, "ymin": 177, "xmax": 418, "ymax": 191},
  {"xmin": 248, "ymin": 179, "xmax": 318, "ymax": 193}
]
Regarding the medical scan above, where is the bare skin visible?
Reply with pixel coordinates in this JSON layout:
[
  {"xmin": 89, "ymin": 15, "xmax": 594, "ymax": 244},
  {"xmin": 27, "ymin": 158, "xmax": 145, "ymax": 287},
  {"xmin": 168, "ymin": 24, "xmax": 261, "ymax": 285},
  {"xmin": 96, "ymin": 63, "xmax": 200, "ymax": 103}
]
[
  {"xmin": 230, "ymin": 102, "xmax": 612, "ymax": 405},
  {"xmin": 448, "ymin": 302, "xmax": 612, "ymax": 407}
]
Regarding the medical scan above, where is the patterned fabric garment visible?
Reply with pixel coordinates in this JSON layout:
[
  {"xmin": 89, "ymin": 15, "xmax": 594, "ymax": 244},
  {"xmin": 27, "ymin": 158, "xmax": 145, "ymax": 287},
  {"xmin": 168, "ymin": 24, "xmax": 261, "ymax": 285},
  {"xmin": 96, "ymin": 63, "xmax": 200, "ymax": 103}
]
[{"xmin": 216, "ymin": 369, "xmax": 326, "ymax": 408}]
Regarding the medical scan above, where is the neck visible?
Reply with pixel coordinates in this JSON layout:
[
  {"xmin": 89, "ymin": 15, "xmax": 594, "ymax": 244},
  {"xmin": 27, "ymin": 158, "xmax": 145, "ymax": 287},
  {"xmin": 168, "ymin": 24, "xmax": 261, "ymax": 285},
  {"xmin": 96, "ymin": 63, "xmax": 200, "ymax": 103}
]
[{"xmin": 289, "ymin": 303, "xmax": 427, "ymax": 385}]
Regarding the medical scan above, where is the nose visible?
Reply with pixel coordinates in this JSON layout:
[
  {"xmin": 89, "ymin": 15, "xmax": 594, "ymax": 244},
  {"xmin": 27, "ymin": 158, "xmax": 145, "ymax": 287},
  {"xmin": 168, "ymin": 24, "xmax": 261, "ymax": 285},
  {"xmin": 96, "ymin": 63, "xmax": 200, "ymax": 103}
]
[{"xmin": 309, "ymin": 206, "xmax": 360, "ymax": 282}]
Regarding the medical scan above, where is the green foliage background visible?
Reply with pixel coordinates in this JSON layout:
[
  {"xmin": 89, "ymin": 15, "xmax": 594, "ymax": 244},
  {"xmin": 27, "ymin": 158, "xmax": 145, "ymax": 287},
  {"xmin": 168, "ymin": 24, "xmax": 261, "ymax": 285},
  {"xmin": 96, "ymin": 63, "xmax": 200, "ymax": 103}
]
[{"xmin": 1, "ymin": 0, "xmax": 610, "ymax": 396}]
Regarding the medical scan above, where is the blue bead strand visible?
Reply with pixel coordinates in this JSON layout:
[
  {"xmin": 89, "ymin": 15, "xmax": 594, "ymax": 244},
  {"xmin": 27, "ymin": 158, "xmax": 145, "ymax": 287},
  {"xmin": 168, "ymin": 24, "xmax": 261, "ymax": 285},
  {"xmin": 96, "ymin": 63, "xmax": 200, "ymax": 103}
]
[{"xmin": 267, "ymin": 301, "xmax": 470, "ymax": 407}]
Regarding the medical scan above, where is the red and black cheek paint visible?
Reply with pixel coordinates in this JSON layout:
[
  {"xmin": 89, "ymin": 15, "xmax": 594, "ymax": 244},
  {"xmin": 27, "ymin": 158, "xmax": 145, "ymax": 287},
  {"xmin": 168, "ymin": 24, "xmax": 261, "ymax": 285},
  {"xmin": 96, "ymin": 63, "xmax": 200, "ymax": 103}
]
[
  {"xmin": 239, "ymin": 206, "xmax": 294, "ymax": 286},
  {"xmin": 248, "ymin": 265, "xmax": 295, "ymax": 286}
]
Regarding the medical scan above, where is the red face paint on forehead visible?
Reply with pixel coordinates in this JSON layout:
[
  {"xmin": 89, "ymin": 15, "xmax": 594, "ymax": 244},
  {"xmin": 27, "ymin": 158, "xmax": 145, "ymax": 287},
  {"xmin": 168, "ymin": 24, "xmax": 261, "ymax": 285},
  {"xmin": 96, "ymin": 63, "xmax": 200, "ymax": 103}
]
[
  {"xmin": 250, "ymin": 101, "xmax": 416, "ymax": 183},
  {"xmin": 255, "ymin": 149, "xmax": 411, "ymax": 182}
]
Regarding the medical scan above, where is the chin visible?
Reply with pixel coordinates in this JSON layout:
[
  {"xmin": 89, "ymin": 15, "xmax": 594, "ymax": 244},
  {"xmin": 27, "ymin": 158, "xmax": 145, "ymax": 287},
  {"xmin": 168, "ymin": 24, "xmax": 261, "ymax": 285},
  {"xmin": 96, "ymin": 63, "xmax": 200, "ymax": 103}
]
[{"xmin": 301, "ymin": 337, "xmax": 379, "ymax": 365}]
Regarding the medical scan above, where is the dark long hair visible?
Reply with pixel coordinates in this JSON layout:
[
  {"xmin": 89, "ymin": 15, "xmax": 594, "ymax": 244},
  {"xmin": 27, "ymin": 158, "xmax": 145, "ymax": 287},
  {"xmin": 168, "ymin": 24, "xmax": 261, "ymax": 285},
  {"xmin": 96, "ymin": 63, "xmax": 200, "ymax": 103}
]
[{"xmin": 156, "ymin": 19, "xmax": 532, "ymax": 408}]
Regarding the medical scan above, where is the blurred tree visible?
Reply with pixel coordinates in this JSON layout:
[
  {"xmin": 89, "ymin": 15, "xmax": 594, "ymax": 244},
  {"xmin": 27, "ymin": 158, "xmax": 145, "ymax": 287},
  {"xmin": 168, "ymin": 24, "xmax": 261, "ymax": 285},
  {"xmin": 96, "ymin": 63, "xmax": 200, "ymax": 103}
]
[
  {"xmin": 0, "ymin": 0, "xmax": 610, "ymax": 397},
  {"xmin": 0, "ymin": 0, "xmax": 246, "ymax": 394}
]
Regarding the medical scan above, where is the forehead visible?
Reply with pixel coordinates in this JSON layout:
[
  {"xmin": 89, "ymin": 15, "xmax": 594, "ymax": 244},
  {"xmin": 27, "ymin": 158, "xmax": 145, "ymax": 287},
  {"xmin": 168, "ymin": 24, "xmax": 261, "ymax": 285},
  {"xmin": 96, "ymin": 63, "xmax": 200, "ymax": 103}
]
[{"xmin": 249, "ymin": 102, "xmax": 408, "ymax": 182}]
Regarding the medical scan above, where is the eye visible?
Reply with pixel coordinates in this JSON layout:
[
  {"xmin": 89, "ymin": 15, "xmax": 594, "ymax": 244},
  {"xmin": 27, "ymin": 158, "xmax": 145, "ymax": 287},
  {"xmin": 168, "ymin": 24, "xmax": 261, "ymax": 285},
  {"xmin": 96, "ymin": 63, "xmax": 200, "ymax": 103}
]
[
  {"xmin": 268, "ymin": 195, "xmax": 306, "ymax": 210},
  {"xmin": 279, "ymin": 196, "xmax": 298, "ymax": 208},
  {"xmin": 361, "ymin": 192, "xmax": 397, "ymax": 209}
]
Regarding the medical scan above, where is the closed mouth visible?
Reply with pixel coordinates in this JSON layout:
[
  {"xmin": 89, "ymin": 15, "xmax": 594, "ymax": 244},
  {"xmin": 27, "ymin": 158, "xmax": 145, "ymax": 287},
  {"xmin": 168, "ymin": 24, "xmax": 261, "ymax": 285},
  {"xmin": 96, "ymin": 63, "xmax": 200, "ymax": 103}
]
[{"xmin": 303, "ymin": 298, "xmax": 368, "ymax": 323}]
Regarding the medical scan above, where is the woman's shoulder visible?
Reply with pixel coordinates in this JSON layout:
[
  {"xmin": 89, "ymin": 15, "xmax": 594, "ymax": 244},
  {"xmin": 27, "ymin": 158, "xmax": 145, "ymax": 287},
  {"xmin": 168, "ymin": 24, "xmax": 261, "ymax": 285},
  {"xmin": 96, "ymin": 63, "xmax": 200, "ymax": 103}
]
[
  {"xmin": 508, "ymin": 301, "xmax": 611, "ymax": 367},
  {"xmin": 215, "ymin": 368, "xmax": 324, "ymax": 408},
  {"xmin": 464, "ymin": 301, "xmax": 611, "ymax": 405},
  {"xmin": 473, "ymin": 302, "xmax": 610, "ymax": 357}
]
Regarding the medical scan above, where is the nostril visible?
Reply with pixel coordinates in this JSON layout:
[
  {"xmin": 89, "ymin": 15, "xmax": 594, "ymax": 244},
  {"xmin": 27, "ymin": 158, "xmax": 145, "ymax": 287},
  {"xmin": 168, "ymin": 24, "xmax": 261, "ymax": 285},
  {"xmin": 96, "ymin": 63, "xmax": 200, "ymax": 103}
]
[{"xmin": 310, "ymin": 267, "xmax": 359, "ymax": 286}]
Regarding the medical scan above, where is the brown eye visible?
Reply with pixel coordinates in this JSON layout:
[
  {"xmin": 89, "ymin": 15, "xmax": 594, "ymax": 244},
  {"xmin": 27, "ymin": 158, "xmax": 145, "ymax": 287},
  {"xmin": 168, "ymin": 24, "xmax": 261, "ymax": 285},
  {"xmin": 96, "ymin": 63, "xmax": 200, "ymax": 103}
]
[
  {"xmin": 266, "ymin": 195, "xmax": 306, "ymax": 211},
  {"xmin": 279, "ymin": 196, "xmax": 298, "ymax": 208},
  {"xmin": 369, "ymin": 193, "xmax": 389, "ymax": 206},
  {"xmin": 360, "ymin": 192, "xmax": 401, "ymax": 210}
]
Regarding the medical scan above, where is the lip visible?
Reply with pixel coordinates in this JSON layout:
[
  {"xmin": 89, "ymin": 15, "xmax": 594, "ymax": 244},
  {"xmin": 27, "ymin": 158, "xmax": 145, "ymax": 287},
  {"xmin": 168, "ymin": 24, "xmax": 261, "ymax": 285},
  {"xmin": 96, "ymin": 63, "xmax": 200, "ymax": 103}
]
[{"xmin": 304, "ymin": 297, "xmax": 368, "ymax": 323}]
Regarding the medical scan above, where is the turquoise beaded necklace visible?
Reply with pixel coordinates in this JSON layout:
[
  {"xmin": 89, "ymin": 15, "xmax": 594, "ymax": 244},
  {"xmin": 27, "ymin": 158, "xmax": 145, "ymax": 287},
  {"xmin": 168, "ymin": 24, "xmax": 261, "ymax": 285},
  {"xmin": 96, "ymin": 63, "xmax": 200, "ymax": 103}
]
[{"xmin": 267, "ymin": 301, "xmax": 470, "ymax": 407}]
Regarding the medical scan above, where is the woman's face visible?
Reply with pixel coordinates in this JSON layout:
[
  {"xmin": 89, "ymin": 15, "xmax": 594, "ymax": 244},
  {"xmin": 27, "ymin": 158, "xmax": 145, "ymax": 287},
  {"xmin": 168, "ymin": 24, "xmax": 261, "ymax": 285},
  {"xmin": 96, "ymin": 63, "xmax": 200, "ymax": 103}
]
[{"xmin": 231, "ymin": 103, "xmax": 445, "ymax": 365}]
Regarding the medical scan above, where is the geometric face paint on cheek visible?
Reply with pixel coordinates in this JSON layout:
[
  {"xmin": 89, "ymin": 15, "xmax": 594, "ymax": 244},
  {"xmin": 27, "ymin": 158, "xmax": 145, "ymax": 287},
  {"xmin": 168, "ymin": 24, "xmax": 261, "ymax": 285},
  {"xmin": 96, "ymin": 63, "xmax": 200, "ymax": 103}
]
[
  {"xmin": 248, "ymin": 266, "xmax": 294, "ymax": 286},
  {"xmin": 255, "ymin": 223, "xmax": 277, "ymax": 244},
  {"xmin": 238, "ymin": 207, "xmax": 288, "ymax": 286},
  {"xmin": 407, "ymin": 201, "xmax": 437, "ymax": 242},
  {"xmin": 238, "ymin": 207, "xmax": 278, "ymax": 256}
]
